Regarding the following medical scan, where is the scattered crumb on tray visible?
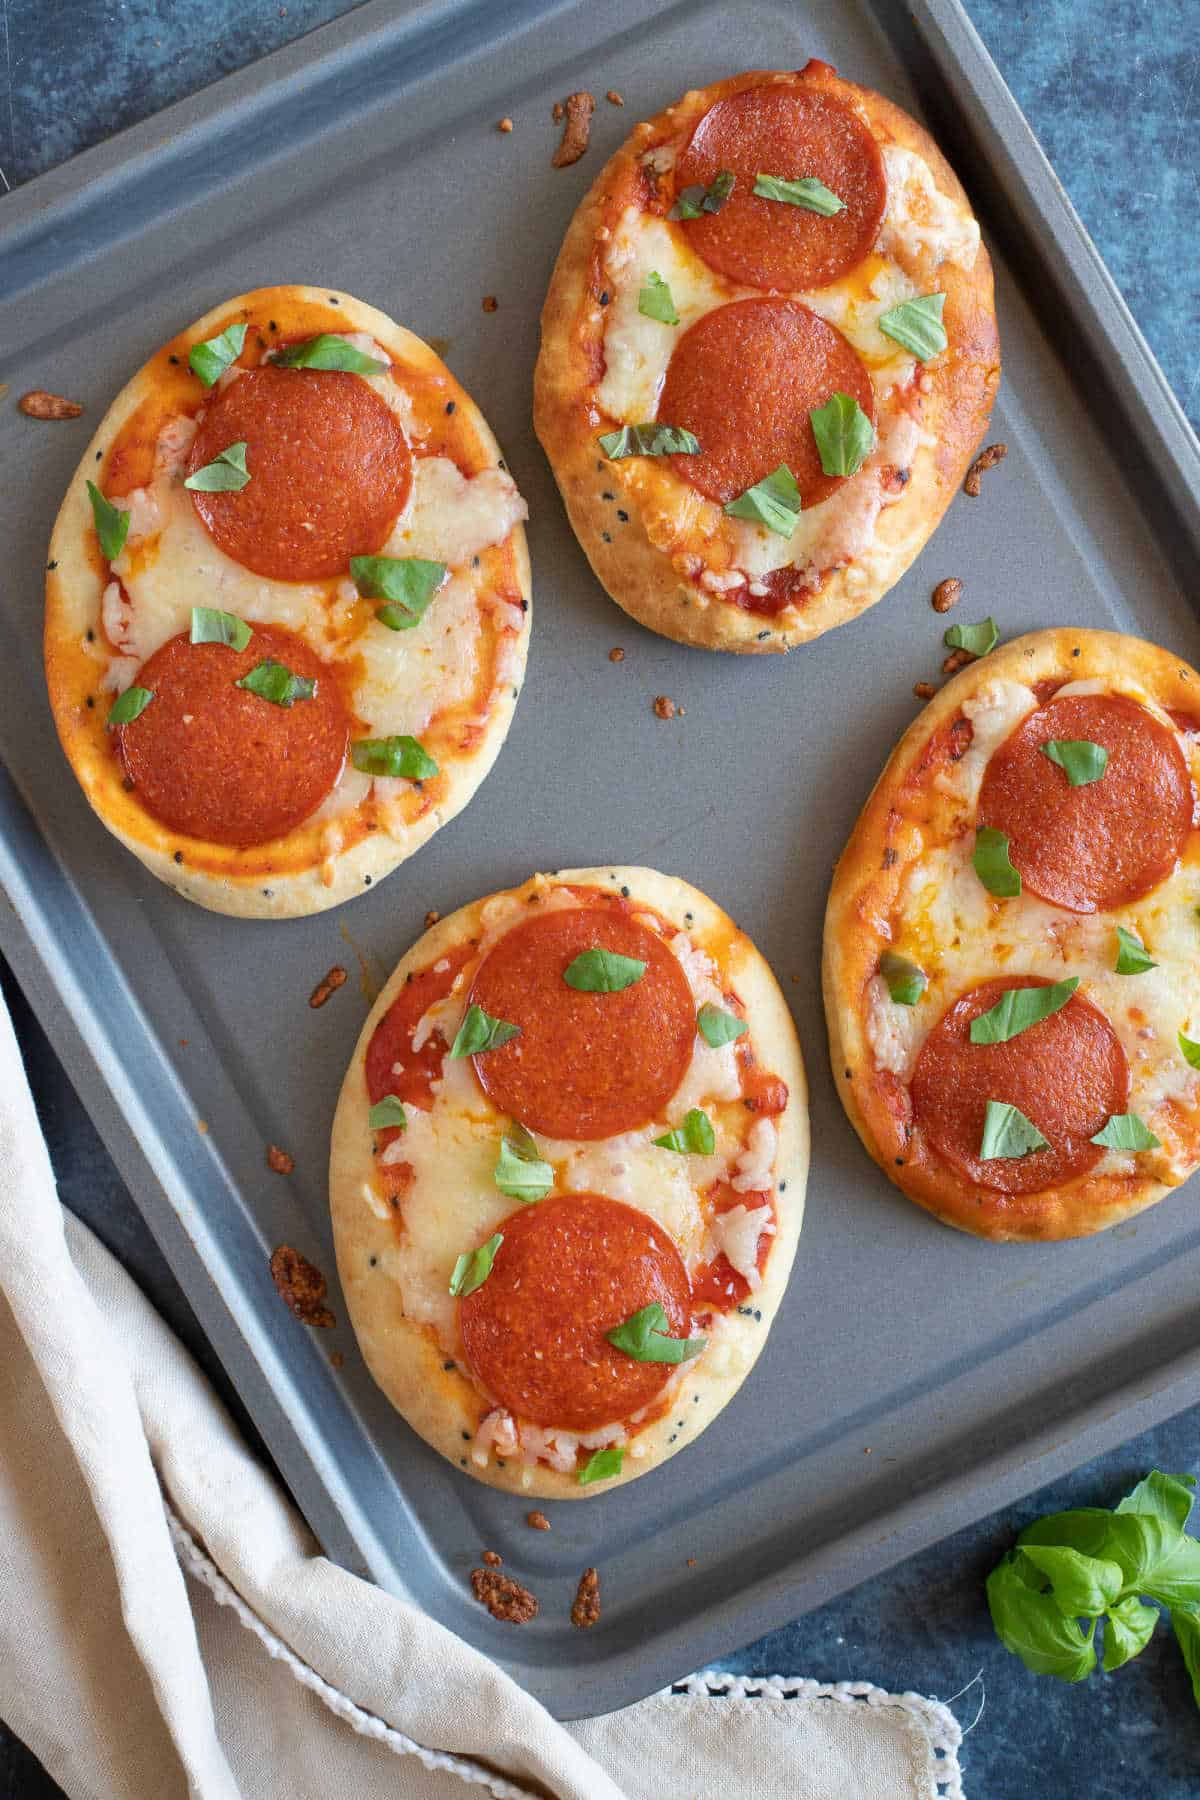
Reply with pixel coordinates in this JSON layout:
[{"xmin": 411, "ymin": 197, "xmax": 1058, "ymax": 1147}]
[
  {"xmin": 942, "ymin": 647, "xmax": 975, "ymax": 675},
  {"xmin": 571, "ymin": 1566, "xmax": 601, "ymax": 1630},
  {"xmin": 269, "ymin": 1245, "xmax": 336, "ymax": 1329},
  {"xmin": 606, "ymin": 89, "xmax": 624, "ymax": 105},
  {"xmin": 931, "ymin": 577, "xmax": 963, "ymax": 613},
  {"xmin": 526, "ymin": 1510, "xmax": 551, "ymax": 1532},
  {"xmin": 19, "ymin": 389, "xmax": 83, "ymax": 419},
  {"xmin": 471, "ymin": 1567, "xmax": 538, "ymax": 1624},
  {"xmin": 481, "ymin": 1549, "xmax": 502, "ymax": 1568},
  {"xmin": 913, "ymin": 681, "xmax": 937, "ymax": 701},
  {"xmin": 266, "ymin": 1143, "xmax": 295, "ymax": 1176},
  {"xmin": 552, "ymin": 91, "xmax": 596, "ymax": 167},
  {"xmin": 329, "ymin": 1350, "xmax": 345, "ymax": 1369},
  {"xmin": 551, "ymin": 100, "xmax": 565, "ymax": 121},
  {"xmin": 963, "ymin": 442, "xmax": 1006, "ymax": 497},
  {"xmin": 609, "ymin": 647, "xmax": 625, "ymax": 663},
  {"xmin": 309, "ymin": 964, "xmax": 347, "ymax": 1008},
  {"xmin": 497, "ymin": 116, "xmax": 514, "ymax": 133},
  {"xmin": 424, "ymin": 909, "xmax": 441, "ymax": 929},
  {"xmin": 653, "ymin": 695, "xmax": 676, "ymax": 720},
  {"xmin": 482, "ymin": 295, "xmax": 499, "ymax": 313}
]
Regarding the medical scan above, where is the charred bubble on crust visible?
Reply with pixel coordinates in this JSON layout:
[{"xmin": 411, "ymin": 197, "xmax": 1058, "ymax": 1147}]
[
  {"xmin": 470, "ymin": 1567, "xmax": 538, "ymax": 1624},
  {"xmin": 552, "ymin": 90, "xmax": 596, "ymax": 167},
  {"xmin": 964, "ymin": 442, "xmax": 1007, "ymax": 497},
  {"xmin": 269, "ymin": 1245, "xmax": 335, "ymax": 1328},
  {"xmin": 571, "ymin": 1566, "xmax": 601, "ymax": 1629}
]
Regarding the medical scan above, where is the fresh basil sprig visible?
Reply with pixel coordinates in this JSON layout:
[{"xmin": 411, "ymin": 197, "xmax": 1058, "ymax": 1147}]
[
  {"xmin": 598, "ymin": 423, "xmax": 700, "ymax": 460},
  {"xmin": 191, "ymin": 606, "xmax": 252, "ymax": 651},
  {"xmin": 670, "ymin": 170, "xmax": 735, "ymax": 219},
  {"xmin": 638, "ymin": 271, "xmax": 679, "ymax": 326},
  {"xmin": 236, "ymin": 660, "xmax": 315, "ymax": 707},
  {"xmin": 350, "ymin": 556, "xmax": 447, "ymax": 630},
  {"xmin": 274, "ymin": 333, "xmax": 386, "ymax": 374},
  {"xmin": 653, "ymin": 1108, "xmax": 716, "ymax": 1155},
  {"xmin": 449, "ymin": 1003, "xmax": 520, "ymax": 1059},
  {"xmin": 106, "ymin": 685, "xmax": 153, "ymax": 728},
  {"xmin": 969, "ymin": 978, "xmax": 1078, "ymax": 1045},
  {"xmin": 607, "ymin": 1302, "xmax": 706, "ymax": 1364},
  {"xmin": 879, "ymin": 950, "xmax": 926, "ymax": 1007},
  {"xmin": 351, "ymin": 736, "xmax": 439, "ymax": 780},
  {"xmin": 944, "ymin": 617, "xmax": 998, "ymax": 658},
  {"xmin": 1115, "ymin": 926, "xmax": 1156, "ymax": 975},
  {"xmin": 188, "ymin": 322, "xmax": 247, "ymax": 387},
  {"xmin": 185, "ymin": 440, "xmax": 250, "ymax": 493},
  {"xmin": 974, "ymin": 826, "xmax": 1022, "ymax": 898},
  {"xmin": 368, "ymin": 1094, "xmax": 407, "ymax": 1131},
  {"xmin": 723, "ymin": 463, "xmax": 801, "ymax": 537},
  {"xmin": 578, "ymin": 1446, "xmax": 624, "ymax": 1485},
  {"xmin": 1090, "ymin": 1113, "xmax": 1160, "ymax": 1152},
  {"xmin": 697, "ymin": 1002, "xmax": 748, "ymax": 1047},
  {"xmin": 987, "ymin": 1468, "xmax": 1200, "ymax": 1696},
  {"xmin": 752, "ymin": 172, "xmax": 844, "ymax": 214},
  {"xmin": 979, "ymin": 1100, "xmax": 1049, "ymax": 1161},
  {"xmin": 494, "ymin": 1124, "xmax": 553, "ymax": 1202},
  {"xmin": 448, "ymin": 1233, "xmax": 502, "ymax": 1299},
  {"xmin": 809, "ymin": 391, "xmax": 874, "ymax": 479},
  {"xmin": 877, "ymin": 293, "xmax": 947, "ymax": 361},
  {"xmin": 1042, "ymin": 738, "xmax": 1108, "ymax": 787},
  {"xmin": 86, "ymin": 481, "xmax": 130, "ymax": 561},
  {"xmin": 564, "ymin": 948, "xmax": 646, "ymax": 992}
]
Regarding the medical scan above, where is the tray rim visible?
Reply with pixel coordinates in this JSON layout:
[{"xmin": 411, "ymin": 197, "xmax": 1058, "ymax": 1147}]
[{"xmin": 3, "ymin": 0, "xmax": 1200, "ymax": 1720}]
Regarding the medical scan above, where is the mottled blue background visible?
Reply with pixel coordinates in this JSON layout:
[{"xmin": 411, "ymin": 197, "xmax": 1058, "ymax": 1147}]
[{"xmin": 1, "ymin": 3, "xmax": 1199, "ymax": 1795}]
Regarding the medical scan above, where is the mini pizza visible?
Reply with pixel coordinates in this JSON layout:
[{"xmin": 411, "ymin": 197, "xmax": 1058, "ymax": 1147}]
[
  {"xmin": 45, "ymin": 286, "xmax": 530, "ymax": 918},
  {"xmin": 824, "ymin": 628, "xmax": 1200, "ymax": 1242},
  {"xmin": 535, "ymin": 61, "xmax": 999, "ymax": 653},
  {"xmin": 330, "ymin": 867, "xmax": 807, "ymax": 1496}
]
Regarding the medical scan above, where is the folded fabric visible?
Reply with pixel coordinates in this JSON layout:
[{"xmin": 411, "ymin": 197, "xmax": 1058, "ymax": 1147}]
[{"xmin": 0, "ymin": 987, "xmax": 964, "ymax": 1798}]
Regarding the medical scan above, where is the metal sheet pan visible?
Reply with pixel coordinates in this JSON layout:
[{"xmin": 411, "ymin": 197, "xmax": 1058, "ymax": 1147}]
[{"xmin": 2, "ymin": 0, "xmax": 1199, "ymax": 1720}]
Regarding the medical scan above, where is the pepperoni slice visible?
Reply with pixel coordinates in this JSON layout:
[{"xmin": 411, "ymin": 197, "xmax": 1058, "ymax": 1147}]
[
  {"xmin": 186, "ymin": 365, "xmax": 411, "ymax": 581},
  {"xmin": 366, "ymin": 944, "xmax": 475, "ymax": 1113},
  {"xmin": 910, "ymin": 977, "xmax": 1129, "ymax": 1195},
  {"xmin": 976, "ymin": 693, "xmax": 1193, "ymax": 913},
  {"xmin": 674, "ymin": 83, "xmax": 887, "ymax": 291},
  {"xmin": 458, "ymin": 1194, "xmax": 692, "ymax": 1430},
  {"xmin": 466, "ymin": 904, "xmax": 695, "ymax": 1140},
  {"xmin": 657, "ymin": 299, "xmax": 875, "ymax": 508},
  {"xmin": 116, "ymin": 623, "xmax": 348, "ymax": 846}
]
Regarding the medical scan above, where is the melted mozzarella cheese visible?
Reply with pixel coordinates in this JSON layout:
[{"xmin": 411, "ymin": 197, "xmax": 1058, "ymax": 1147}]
[
  {"xmin": 384, "ymin": 460, "xmax": 527, "ymax": 570},
  {"xmin": 710, "ymin": 1202, "xmax": 774, "ymax": 1291},
  {"xmin": 877, "ymin": 145, "xmax": 981, "ymax": 272}
]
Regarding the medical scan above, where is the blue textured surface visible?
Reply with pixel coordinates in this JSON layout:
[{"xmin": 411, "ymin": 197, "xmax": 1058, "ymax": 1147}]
[{"xmin": 2, "ymin": 2, "xmax": 1199, "ymax": 1794}]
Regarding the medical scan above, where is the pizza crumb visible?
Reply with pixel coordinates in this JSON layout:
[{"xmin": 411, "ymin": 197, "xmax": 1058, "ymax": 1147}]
[
  {"xmin": 864, "ymin": 1446, "xmax": 873, "ymax": 1455},
  {"xmin": 686, "ymin": 1557, "xmax": 697, "ymax": 1567},
  {"xmin": 606, "ymin": 88, "xmax": 624, "ymax": 105},
  {"xmin": 609, "ymin": 647, "xmax": 625, "ymax": 663},
  {"xmin": 266, "ymin": 1143, "xmax": 295, "ymax": 1176},
  {"xmin": 931, "ymin": 577, "xmax": 963, "ymax": 613},
  {"xmin": 424, "ymin": 909, "xmax": 441, "ymax": 929},
  {"xmin": 552, "ymin": 91, "xmax": 596, "ymax": 167},
  {"xmin": 309, "ymin": 964, "xmax": 348, "ymax": 1008},
  {"xmin": 482, "ymin": 295, "xmax": 499, "ymax": 313},
  {"xmin": 552, "ymin": 99, "xmax": 565, "ymax": 121},
  {"xmin": 653, "ymin": 695, "xmax": 676, "ymax": 720},
  {"xmin": 481, "ymin": 1549, "xmax": 503, "ymax": 1567},
  {"xmin": 270, "ymin": 1245, "xmax": 336, "ymax": 1329},
  {"xmin": 19, "ymin": 389, "xmax": 83, "ymax": 420},
  {"xmin": 571, "ymin": 1566, "xmax": 601, "ymax": 1629},
  {"xmin": 526, "ymin": 1510, "xmax": 551, "ymax": 1531},
  {"xmin": 196, "ymin": 1118, "xmax": 209, "ymax": 1135},
  {"xmin": 330, "ymin": 1350, "xmax": 344, "ymax": 1369},
  {"xmin": 913, "ymin": 681, "xmax": 937, "ymax": 701},
  {"xmin": 497, "ymin": 116, "xmax": 514, "ymax": 133},
  {"xmin": 471, "ymin": 1567, "xmax": 538, "ymax": 1624},
  {"xmin": 942, "ymin": 647, "xmax": 975, "ymax": 675},
  {"xmin": 963, "ymin": 442, "xmax": 1007, "ymax": 497}
]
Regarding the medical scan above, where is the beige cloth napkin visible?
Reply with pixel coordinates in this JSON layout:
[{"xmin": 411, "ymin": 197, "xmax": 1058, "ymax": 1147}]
[{"xmin": 0, "ymin": 987, "xmax": 965, "ymax": 1799}]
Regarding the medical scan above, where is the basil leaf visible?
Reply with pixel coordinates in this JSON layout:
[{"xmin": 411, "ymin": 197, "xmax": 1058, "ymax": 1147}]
[
  {"xmin": 106, "ymin": 685, "xmax": 153, "ymax": 727},
  {"xmin": 350, "ymin": 735, "xmax": 439, "ymax": 780},
  {"xmin": 1019, "ymin": 1544, "xmax": 1124, "ymax": 1619},
  {"xmin": 879, "ymin": 950, "xmax": 926, "ymax": 1007},
  {"xmin": 670, "ymin": 170, "xmax": 735, "ymax": 219},
  {"xmin": 943, "ymin": 616, "xmax": 999, "ymax": 658},
  {"xmin": 877, "ymin": 292, "xmax": 947, "ymax": 361},
  {"xmin": 184, "ymin": 440, "xmax": 250, "ymax": 493},
  {"xmin": 607, "ymin": 1301, "xmax": 707, "ymax": 1364},
  {"xmin": 1099, "ymin": 1512, "xmax": 1200, "ymax": 1610},
  {"xmin": 190, "ymin": 606, "xmax": 252, "ymax": 651},
  {"xmin": 1117, "ymin": 1471, "xmax": 1197, "ymax": 1532},
  {"xmin": 563, "ymin": 948, "xmax": 646, "ymax": 992},
  {"xmin": 598, "ymin": 422, "xmax": 701, "ymax": 459},
  {"xmin": 494, "ymin": 1127, "xmax": 553, "ymax": 1202},
  {"xmin": 980, "ymin": 1100, "xmax": 1049, "ymax": 1160},
  {"xmin": 350, "ymin": 555, "xmax": 447, "ymax": 629},
  {"xmin": 752, "ymin": 172, "xmax": 844, "ymax": 214},
  {"xmin": 1180, "ymin": 1032, "xmax": 1200, "ymax": 1069},
  {"xmin": 973, "ymin": 826, "xmax": 1022, "ymax": 898},
  {"xmin": 1115, "ymin": 926, "xmax": 1156, "ymax": 974},
  {"xmin": 969, "ymin": 977, "xmax": 1078, "ymax": 1045},
  {"xmin": 809, "ymin": 391, "xmax": 874, "ymax": 479},
  {"xmin": 448, "ymin": 1232, "xmax": 502, "ymax": 1299},
  {"xmin": 449, "ymin": 1003, "xmax": 520, "ymax": 1059},
  {"xmin": 1090, "ymin": 1112, "xmax": 1160, "ymax": 1151},
  {"xmin": 697, "ymin": 1002, "xmax": 748, "ymax": 1047},
  {"xmin": 1103, "ymin": 1595, "xmax": 1159, "ymax": 1672},
  {"xmin": 638, "ymin": 271, "xmax": 679, "ymax": 326},
  {"xmin": 653, "ymin": 1108, "xmax": 716, "ymax": 1155},
  {"xmin": 1042, "ymin": 738, "xmax": 1108, "ymax": 787},
  {"xmin": 1170, "ymin": 1607, "xmax": 1200, "ymax": 1710},
  {"xmin": 1020, "ymin": 1509, "xmax": 1122, "ymax": 1560},
  {"xmin": 987, "ymin": 1552, "xmax": 1098, "ymax": 1681},
  {"xmin": 274, "ymin": 333, "xmax": 386, "ymax": 374},
  {"xmin": 187, "ymin": 322, "xmax": 247, "ymax": 388},
  {"xmin": 368, "ymin": 1094, "xmax": 407, "ymax": 1131},
  {"xmin": 578, "ymin": 1446, "xmax": 624, "ymax": 1485},
  {"xmin": 86, "ymin": 481, "xmax": 130, "ymax": 561},
  {"xmin": 723, "ymin": 463, "xmax": 802, "ymax": 537},
  {"xmin": 236, "ymin": 659, "xmax": 315, "ymax": 707}
]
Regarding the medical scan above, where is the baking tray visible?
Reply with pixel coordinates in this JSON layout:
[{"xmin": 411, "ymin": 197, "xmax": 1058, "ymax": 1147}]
[{"xmin": 3, "ymin": 0, "xmax": 1200, "ymax": 1721}]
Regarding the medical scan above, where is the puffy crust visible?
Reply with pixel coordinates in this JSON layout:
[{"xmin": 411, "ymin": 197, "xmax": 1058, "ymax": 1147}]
[
  {"xmin": 534, "ymin": 64, "xmax": 999, "ymax": 654},
  {"xmin": 329, "ymin": 865, "xmax": 809, "ymax": 1498},
  {"xmin": 44, "ymin": 285, "xmax": 531, "ymax": 919},
  {"xmin": 823, "ymin": 628, "xmax": 1200, "ymax": 1242}
]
